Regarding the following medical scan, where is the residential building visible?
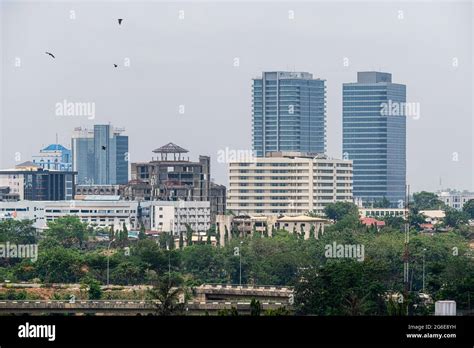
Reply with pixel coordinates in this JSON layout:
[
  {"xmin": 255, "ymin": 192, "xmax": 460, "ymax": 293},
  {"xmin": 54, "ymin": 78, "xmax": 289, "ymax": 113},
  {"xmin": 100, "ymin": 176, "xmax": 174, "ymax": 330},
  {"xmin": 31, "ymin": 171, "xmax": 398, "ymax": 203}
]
[
  {"xmin": 252, "ymin": 71, "xmax": 326, "ymax": 157},
  {"xmin": 227, "ymin": 152, "xmax": 353, "ymax": 216},
  {"xmin": 32, "ymin": 144, "xmax": 72, "ymax": 171},
  {"xmin": 72, "ymin": 125, "xmax": 129, "ymax": 185},
  {"xmin": 438, "ymin": 191, "xmax": 474, "ymax": 210},
  {"xmin": 0, "ymin": 162, "xmax": 76, "ymax": 201},
  {"xmin": 150, "ymin": 201, "xmax": 211, "ymax": 235},
  {"xmin": 343, "ymin": 71, "xmax": 406, "ymax": 206}
]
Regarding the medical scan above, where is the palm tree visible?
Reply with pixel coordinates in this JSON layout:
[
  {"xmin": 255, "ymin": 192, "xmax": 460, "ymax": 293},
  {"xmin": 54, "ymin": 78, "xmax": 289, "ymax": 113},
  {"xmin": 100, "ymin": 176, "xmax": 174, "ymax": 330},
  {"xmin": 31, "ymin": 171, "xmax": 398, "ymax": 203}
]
[{"xmin": 147, "ymin": 275, "xmax": 185, "ymax": 316}]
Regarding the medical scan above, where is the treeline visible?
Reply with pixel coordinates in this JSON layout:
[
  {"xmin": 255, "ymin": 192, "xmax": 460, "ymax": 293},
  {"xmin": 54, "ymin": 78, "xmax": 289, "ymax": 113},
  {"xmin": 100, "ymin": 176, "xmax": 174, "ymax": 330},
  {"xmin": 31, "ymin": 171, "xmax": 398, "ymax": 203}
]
[{"xmin": 0, "ymin": 202, "xmax": 472, "ymax": 315}]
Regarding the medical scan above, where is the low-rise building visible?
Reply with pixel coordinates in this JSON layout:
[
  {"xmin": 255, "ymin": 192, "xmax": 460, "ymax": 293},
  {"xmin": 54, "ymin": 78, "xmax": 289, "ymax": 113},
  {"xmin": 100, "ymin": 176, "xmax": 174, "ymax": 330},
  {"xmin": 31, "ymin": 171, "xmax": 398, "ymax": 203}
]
[
  {"xmin": 0, "ymin": 162, "xmax": 76, "ymax": 201},
  {"xmin": 359, "ymin": 208, "xmax": 407, "ymax": 219},
  {"xmin": 438, "ymin": 191, "xmax": 474, "ymax": 210},
  {"xmin": 150, "ymin": 201, "xmax": 211, "ymax": 236},
  {"xmin": 216, "ymin": 214, "xmax": 327, "ymax": 246},
  {"xmin": 0, "ymin": 198, "xmax": 143, "ymax": 231}
]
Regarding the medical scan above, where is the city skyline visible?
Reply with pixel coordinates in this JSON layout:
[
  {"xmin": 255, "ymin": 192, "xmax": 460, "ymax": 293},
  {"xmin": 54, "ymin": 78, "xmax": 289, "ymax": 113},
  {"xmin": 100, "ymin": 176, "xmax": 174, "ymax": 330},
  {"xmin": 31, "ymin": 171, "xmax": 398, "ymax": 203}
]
[{"xmin": 1, "ymin": 1, "xmax": 472, "ymax": 193}]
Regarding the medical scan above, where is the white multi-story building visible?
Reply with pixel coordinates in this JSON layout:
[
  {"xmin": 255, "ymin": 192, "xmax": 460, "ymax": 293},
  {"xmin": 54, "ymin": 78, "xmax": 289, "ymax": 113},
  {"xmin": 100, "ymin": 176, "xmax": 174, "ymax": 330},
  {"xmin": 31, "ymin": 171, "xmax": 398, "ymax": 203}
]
[
  {"xmin": 0, "ymin": 197, "xmax": 142, "ymax": 231},
  {"xmin": 150, "ymin": 201, "xmax": 211, "ymax": 235},
  {"xmin": 438, "ymin": 191, "xmax": 474, "ymax": 210},
  {"xmin": 227, "ymin": 152, "xmax": 353, "ymax": 216}
]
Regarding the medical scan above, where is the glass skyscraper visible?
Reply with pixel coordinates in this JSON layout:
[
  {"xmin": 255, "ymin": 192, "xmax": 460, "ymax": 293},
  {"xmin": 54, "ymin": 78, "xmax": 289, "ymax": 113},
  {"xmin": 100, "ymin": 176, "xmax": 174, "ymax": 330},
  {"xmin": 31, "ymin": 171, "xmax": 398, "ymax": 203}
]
[
  {"xmin": 252, "ymin": 71, "xmax": 326, "ymax": 157},
  {"xmin": 72, "ymin": 125, "xmax": 129, "ymax": 185},
  {"xmin": 343, "ymin": 72, "xmax": 406, "ymax": 206}
]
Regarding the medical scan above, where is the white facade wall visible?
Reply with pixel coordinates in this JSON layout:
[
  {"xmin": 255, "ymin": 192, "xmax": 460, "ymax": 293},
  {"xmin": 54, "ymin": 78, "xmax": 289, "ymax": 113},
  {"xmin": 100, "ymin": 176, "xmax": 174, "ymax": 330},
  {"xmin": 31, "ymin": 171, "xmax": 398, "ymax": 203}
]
[
  {"xmin": 227, "ymin": 154, "xmax": 353, "ymax": 216},
  {"xmin": 151, "ymin": 201, "xmax": 211, "ymax": 235},
  {"xmin": 0, "ymin": 200, "xmax": 141, "ymax": 231},
  {"xmin": 438, "ymin": 191, "xmax": 474, "ymax": 210},
  {"xmin": 0, "ymin": 174, "xmax": 25, "ymax": 199}
]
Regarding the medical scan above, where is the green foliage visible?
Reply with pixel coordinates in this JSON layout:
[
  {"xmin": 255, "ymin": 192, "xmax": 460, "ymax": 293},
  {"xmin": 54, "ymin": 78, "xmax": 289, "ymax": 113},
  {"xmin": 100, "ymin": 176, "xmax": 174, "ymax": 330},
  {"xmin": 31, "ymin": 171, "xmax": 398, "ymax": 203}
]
[
  {"xmin": 147, "ymin": 274, "xmax": 185, "ymax": 316},
  {"xmin": 324, "ymin": 202, "xmax": 359, "ymax": 221},
  {"xmin": 0, "ymin": 220, "xmax": 37, "ymax": 244},
  {"xmin": 444, "ymin": 208, "xmax": 469, "ymax": 228},
  {"xmin": 45, "ymin": 216, "xmax": 88, "ymax": 248},
  {"xmin": 217, "ymin": 306, "xmax": 239, "ymax": 316},
  {"xmin": 35, "ymin": 246, "xmax": 84, "ymax": 283},
  {"xmin": 463, "ymin": 199, "xmax": 474, "ymax": 219},
  {"xmin": 138, "ymin": 223, "xmax": 146, "ymax": 240},
  {"xmin": 250, "ymin": 298, "xmax": 262, "ymax": 316},
  {"xmin": 412, "ymin": 191, "xmax": 445, "ymax": 210},
  {"xmin": 81, "ymin": 277, "xmax": 102, "ymax": 300}
]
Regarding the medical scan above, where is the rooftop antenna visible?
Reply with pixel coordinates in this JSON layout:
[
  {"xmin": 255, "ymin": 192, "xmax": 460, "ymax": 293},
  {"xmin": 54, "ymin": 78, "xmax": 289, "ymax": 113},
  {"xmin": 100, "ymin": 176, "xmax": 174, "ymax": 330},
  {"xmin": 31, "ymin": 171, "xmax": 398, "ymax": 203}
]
[{"xmin": 55, "ymin": 133, "xmax": 58, "ymax": 145}]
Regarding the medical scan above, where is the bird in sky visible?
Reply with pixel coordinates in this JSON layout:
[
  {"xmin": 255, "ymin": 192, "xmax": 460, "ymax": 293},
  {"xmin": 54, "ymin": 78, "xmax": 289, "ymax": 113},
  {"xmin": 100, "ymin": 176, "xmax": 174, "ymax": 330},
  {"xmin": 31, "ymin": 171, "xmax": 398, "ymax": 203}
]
[
  {"xmin": 118, "ymin": 19, "xmax": 123, "ymax": 25},
  {"xmin": 45, "ymin": 52, "xmax": 55, "ymax": 59},
  {"xmin": 114, "ymin": 64, "xmax": 118, "ymax": 68}
]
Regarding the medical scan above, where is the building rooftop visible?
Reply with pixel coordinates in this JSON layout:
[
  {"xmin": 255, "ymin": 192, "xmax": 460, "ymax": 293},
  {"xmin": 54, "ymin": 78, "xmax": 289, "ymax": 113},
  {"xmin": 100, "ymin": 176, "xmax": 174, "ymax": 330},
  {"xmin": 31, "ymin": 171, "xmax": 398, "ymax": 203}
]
[{"xmin": 42, "ymin": 144, "xmax": 70, "ymax": 152}]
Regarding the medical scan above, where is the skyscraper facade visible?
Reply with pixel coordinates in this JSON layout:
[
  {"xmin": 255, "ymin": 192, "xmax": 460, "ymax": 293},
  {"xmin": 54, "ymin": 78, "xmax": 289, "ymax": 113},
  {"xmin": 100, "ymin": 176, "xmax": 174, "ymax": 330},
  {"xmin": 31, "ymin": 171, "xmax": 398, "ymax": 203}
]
[
  {"xmin": 252, "ymin": 71, "xmax": 326, "ymax": 157},
  {"xmin": 342, "ymin": 71, "xmax": 406, "ymax": 206},
  {"xmin": 72, "ymin": 125, "xmax": 129, "ymax": 185}
]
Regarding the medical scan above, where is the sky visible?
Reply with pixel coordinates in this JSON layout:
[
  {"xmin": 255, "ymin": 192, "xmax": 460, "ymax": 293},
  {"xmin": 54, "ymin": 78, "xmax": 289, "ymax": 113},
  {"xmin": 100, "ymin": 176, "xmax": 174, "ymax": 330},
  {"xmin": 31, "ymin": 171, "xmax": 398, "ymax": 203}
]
[{"xmin": 1, "ymin": 0, "xmax": 473, "ymax": 193}]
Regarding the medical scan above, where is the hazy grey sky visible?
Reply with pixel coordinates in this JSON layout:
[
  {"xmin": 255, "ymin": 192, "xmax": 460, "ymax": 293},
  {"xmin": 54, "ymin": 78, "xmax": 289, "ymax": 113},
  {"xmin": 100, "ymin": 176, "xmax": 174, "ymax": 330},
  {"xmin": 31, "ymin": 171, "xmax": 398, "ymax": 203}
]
[{"xmin": 1, "ymin": 0, "xmax": 473, "ymax": 192}]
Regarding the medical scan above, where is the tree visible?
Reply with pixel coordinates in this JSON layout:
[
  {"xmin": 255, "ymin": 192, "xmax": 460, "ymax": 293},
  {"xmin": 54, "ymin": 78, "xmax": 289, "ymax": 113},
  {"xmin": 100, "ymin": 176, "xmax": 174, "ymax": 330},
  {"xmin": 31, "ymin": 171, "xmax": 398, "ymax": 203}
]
[
  {"xmin": 81, "ymin": 277, "xmax": 102, "ymax": 300},
  {"xmin": 35, "ymin": 247, "xmax": 84, "ymax": 283},
  {"xmin": 121, "ymin": 223, "xmax": 129, "ymax": 244},
  {"xmin": 179, "ymin": 231, "xmax": 184, "ymax": 250},
  {"xmin": 108, "ymin": 225, "xmax": 115, "ymax": 241},
  {"xmin": 224, "ymin": 226, "xmax": 229, "ymax": 245},
  {"xmin": 412, "ymin": 191, "xmax": 445, "ymax": 210},
  {"xmin": 0, "ymin": 220, "xmax": 37, "ymax": 244},
  {"xmin": 250, "ymin": 298, "xmax": 262, "ymax": 316},
  {"xmin": 147, "ymin": 274, "xmax": 185, "ymax": 316},
  {"xmin": 45, "ymin": 216, "xmax": 88, "ymax": 248},
  {"xmin": 462, "ymin": 199, "xmax": 474, "ymax": 219},
  {"xmin": 138, "ymin": 223, "xmax": 146, "ymax": 240},
  {"xmin": 444, "ymin": 208, "xmax": 469, "ymax": 228},
  {"xmin": 185, "ymin": 224, "xmax": 193, "ymax": 246},
  {"xmin": 324, "ymin": 202, "xmax": 359, "ymax": 221}
]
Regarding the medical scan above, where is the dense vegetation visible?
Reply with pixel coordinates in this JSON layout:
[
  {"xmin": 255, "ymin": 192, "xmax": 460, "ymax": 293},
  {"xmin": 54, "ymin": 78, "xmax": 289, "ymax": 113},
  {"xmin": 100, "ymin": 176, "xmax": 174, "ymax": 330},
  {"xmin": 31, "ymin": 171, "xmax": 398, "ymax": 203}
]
[{"xmin": 0, "ymin": 200, "xmax": 473, "ymax": 315}]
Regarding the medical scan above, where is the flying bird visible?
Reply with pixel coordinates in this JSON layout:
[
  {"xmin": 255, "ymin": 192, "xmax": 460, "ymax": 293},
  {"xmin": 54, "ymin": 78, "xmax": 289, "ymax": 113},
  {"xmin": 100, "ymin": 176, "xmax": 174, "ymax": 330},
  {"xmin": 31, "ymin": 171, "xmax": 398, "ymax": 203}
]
[
  {"xmin": 118, "ymin": 19, "xmax": 123, "ymax": 25},
  {"xmin": 45, "ymin": 52, "xmax": 55, "ymax": 59},
  {"xmin": 101, "ymin": 145, "xmax": 107, "ymax": 150},
  {"xmin": 114, "ymin": 64, "xmax": 118, "ymax": 68}
]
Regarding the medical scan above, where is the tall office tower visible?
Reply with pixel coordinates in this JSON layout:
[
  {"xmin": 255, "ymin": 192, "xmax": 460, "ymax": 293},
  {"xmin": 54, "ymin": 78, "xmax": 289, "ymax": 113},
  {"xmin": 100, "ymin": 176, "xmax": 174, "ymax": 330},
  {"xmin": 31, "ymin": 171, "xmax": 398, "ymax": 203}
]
[
  {"xmin": 72, "ymin": 125, "xmax": 129, "ymax": 185},
  {"xmin": 343, "ymin": 72, "xmax": 406, "ymax": 206},
  {"xmin": 252, "ymin": 71, "xmax": 326, "ymax": 157}
]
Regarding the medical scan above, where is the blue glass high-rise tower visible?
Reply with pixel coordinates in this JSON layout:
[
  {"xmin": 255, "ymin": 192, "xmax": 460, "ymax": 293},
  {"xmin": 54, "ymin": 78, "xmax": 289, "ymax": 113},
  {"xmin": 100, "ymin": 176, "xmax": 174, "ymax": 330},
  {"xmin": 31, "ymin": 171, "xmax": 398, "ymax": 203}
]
[
  {"xmin": 252, "ymin": 71, "xmax": 326, "ymax": 157},
  {"xmin": 72, "ymin": 125, "xmax": 129, "ymax": 185},
  {"xmin": 343, "ymin": 72, "xmax": 406, "ymax": 206}
]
